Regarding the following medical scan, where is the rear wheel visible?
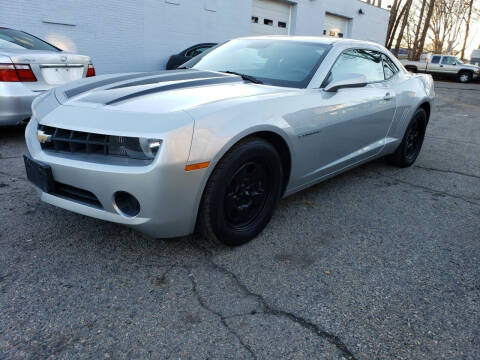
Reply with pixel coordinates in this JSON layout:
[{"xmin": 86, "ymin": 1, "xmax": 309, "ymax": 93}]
[
  {"xmin": 198, "ymin": 137, "xmax": 283, "ymax": 246},
  {"xmin": 388, "ymin": 108, "xmax": 427, "ymax": 168},
  {"xmin": 458, "ymin": 71, "xmax": 472, "ymax": 83}
]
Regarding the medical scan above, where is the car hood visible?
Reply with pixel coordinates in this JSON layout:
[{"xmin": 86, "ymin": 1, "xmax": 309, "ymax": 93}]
[
  {"xmin": 462, "ymin": 63, "xmax": 480, "ymax": 71},
  {"xmin": 53, "ymin": 70, "xmax": 296, "ymax": 114}
]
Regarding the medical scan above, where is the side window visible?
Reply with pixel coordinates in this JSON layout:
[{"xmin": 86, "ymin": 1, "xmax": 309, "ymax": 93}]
[
  {"xmin": 441, "ymin": 56, "xmax": 456, "ymax": 65},
  {"xmin": 327, "ymin": 49, "xmax": 384, "ymax": 85},
  {"xmin": 431, "ymin": 56, "xmax": 441, "ymax": 64},
  {"xmin": 382, "ymin": 54, "xmax": 399, "ymax": 80},
  {"xmin": 185, "ymin": 46, "xmax": 209, "ymax": 58}
]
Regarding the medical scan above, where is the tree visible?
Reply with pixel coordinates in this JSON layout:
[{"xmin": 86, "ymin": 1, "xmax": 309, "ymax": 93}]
[
  {"xmin": 384, "ymin": 0, "xmax": 474, "ymax": 59},
  {"xmin": 411, "ymin": 0, "xmax": 428, "ymax": 57},
  {"xmin": 386, "ymin": 0, "xmax": 401, "ymax": 48},
  {"xmin": 413, "ymin": 0, "xmax": 436, "ymax": 59},
  {"xmin": 386, "ymin": 0, "xmax": 409, "ymax": 49},
  {"xmin": 460, "ymin": 0, "xmax": 474, "ymax": 60},
  {"xmin": 428, "ymin": 0, "xmax": 469, "ymax": 54},
  {"xmin": 393, "ymin": 0, "xmax": 414, "ymax": 56}
]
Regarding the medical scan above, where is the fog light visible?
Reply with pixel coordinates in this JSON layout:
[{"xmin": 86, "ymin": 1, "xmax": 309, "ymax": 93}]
[{"xmin": 113, "ymin": 191, "xmax": 140, "ymax": 217}]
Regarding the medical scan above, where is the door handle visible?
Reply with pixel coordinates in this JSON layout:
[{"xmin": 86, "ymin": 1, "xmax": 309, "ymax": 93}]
[{"xmin": 384, "ymin": 93, "xmax": 395, "ymax": 101}]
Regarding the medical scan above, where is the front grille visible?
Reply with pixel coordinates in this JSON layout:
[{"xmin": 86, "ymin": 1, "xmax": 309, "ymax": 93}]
[
  {"xmin": 38, "ymin": 125, "xmax": 151, "ymax": 161},
  {"xmin": 54, "ymin": 181, "xmax": 102, "ymax": 208},
  {"xmin": 39, "ymin": 125, "xmax": 116, "ymax": 156}
]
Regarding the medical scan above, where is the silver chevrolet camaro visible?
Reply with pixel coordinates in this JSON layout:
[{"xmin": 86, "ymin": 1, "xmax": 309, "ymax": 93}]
[{"xmin": 24, "ymin": 36, "xmax": 434, "ymax": 246}]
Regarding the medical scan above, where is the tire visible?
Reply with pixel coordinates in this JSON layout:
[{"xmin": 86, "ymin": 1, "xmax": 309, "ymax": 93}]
[
  {"xmin": 198, "ymin": 137, "xmax": 283, "ymax": 246},
  {"xmin": 388, "ymin": 108, "xmax": 427, "ymax": 168},
  {"xmin": 458, "ymin": 71, "xmax": 472, "ymax": 83}
]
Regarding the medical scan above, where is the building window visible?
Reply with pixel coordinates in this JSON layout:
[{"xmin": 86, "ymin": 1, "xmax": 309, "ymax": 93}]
[
  {"xmin": 278, "ymin": 21, "xmax": 287, "ymax": 28},
  {"xmin": 329, "ymin": 30, "xmax": 336, "ymax": 37},
  {"xmin": 264, "ymin": 19, "xmax": 273, "ymax": 26},
  {"xmin": 338, "ymin": 33, "xmax": 344, "ymax": 38},
  {"xmin": 323, "ymin": 30, "xmax": 327, "ymax": 35},
  {"xmin": 251, "ymin": 16, "xmax": 259, "ymax": 24}
]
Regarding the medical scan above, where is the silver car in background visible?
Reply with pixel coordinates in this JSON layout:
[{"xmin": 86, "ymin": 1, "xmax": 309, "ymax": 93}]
[
  {"xmin": 25, "ymin": 37, "xmax": 434, "ymax": 246},
  {"xmin": 0, "ymin": 27, "xmax": 94, "ymax": 126}
]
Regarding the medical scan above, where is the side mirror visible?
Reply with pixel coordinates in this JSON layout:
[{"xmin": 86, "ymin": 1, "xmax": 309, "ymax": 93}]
[{"xmin": 324, "ymin": 73, "xmax": 368, "ymax": 92}]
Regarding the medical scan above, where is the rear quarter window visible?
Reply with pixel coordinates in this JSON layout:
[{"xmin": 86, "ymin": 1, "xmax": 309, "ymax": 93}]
[{"xmin": 0, "ymin": 28, "xmax": 60, "ymax": 52}]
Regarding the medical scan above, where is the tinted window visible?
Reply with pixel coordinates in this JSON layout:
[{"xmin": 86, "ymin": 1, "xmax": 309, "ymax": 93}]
[
  {"xmin": 431, "ymin": 56, "xmax": 441, "ymax": 64},
  {"xmin": 185, "ymin": 39, "xmax": 331, "ymax": 88},
  {"xmin": 382, "ymin": 54, "xmax": 398, "ymax": 80},
  {"xmin": 441, "ymin": 56, "xmax": 456, "ymax": 65},
  {"xmin": 0, "ymin": 28, "xmax": 60, "ymax": 51},
  {"xmin": 328, "ymin": 49, "xmax": 384, "ymax": 84},
  {"xmin": 186, "ymin": 46, "xmax": 211, "ymax": 58}
]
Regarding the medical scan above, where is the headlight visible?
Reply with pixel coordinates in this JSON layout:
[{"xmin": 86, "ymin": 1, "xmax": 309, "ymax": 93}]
[{"xmin": 106, "ymin": 136, "xmax": 161, "ymax": 160}]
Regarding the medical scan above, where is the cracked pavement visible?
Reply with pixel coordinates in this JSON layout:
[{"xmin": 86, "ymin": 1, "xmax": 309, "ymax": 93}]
[{"xmin": 1, "ymin": 81, "xmax": 479, "ymax": 359}]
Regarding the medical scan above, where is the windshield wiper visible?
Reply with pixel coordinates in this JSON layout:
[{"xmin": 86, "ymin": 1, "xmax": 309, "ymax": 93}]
[{"xmin": 220, "ymin": 71, "xmax": 263, "ymax": 84}]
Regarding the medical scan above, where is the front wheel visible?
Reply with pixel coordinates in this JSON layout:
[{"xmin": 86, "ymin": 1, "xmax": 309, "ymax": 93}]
[
  {"xmin": 458, "ymin": 71, "xmax": 472, "ymax": 83},
  {"xmin": 198, "ymin": 137, "xmax": 283, "ymax": 246},
  {"xmin": 388, "ymin": 108, "xmax": 427, "ymax": 168}
]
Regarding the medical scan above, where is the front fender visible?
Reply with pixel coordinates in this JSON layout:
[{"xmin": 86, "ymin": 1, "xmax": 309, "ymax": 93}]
[{"xmin": 185, "ymin": 109, "xmax": 294, "ymax": 227}]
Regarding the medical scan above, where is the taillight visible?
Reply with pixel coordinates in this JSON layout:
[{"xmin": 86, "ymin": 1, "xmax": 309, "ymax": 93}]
[
  {"xmin": 86, "ymin": 63, "xmax": 96, "ymax": 77},
  {"xmin": 0, "ymin": 63, "xmax": 37, "ymax": 82},
  {"xmin": 0, "ymin": 64, "xmax": 19, "ymax": 82},
  {"xmin": 14, "ymin": 64, "xmax": 37, "ymax": 82}
]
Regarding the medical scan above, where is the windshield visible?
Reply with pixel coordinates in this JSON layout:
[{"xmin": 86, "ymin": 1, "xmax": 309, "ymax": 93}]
[
  {"xmin": 0, "ymin": 28, "xmax": 61, "ymax": 52},
  {"xmin": 183, "ymin": 39, "xmax": 331, "ymax": 88},
  {"xmin": 456, "ymin": 58, "xmax": 464, "ymax": 64}
]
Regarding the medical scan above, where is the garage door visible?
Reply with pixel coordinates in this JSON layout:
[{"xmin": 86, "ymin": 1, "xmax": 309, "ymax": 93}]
[
  {"xmin": 251, "ymin": 0, "xmax": 291, "ymax": 36},
  {"xmin": 324, "ymin": 13, "xmax": 350, "ymax": 38}
]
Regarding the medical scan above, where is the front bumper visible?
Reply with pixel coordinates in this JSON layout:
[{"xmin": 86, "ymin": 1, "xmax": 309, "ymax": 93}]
[
  {"xmin": 0, "ymin": 82, "xmax": 44, "ymax": 126},
  {"xmin": 25, "ymin": 118, "xmax": 206, "ymax": 238}
]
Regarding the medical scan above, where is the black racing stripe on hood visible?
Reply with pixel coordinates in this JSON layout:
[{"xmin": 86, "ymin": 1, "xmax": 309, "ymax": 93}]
[
  {"xmin": 64, "ymin": 73, "xmax": 149, "ymax": 99},
  {"xmin": 63, "ymin": 70, "xmax": 185, "ymax": 99},
  {"xmin": 107, "ymin": 70, "xmax": 227, "ymax": 90},
  {"xmin": 105, "ymin": 76, "xmax": 243, "ymax": 105}
]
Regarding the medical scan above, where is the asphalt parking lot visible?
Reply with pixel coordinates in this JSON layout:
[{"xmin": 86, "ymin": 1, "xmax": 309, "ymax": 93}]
[{"xmin": 1, "ymin": 81, "xmax": 479, "ymax": 360}]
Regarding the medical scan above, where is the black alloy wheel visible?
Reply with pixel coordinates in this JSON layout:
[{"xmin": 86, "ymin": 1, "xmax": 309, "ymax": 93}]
[
  {"xmin": 198, "ymin": 137, "xmax": 283, "ymax": 246},
  {"xmin": 388, "ymin": 108, "xmax": 427, "ymax": 167}
]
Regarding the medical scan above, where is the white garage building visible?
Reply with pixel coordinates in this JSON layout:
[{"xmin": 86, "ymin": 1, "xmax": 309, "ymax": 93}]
[{"xmin": 1, "ymin": 0, "xmax": 389, "ymax": 74}]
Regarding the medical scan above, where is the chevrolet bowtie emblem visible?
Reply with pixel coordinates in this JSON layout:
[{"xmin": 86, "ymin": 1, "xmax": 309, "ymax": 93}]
[{"xmin": 37, "ymin": 130, "xmax": 52, "ymax": 143}]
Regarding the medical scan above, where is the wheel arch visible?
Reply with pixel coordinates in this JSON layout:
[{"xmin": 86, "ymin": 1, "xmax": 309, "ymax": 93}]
[
  {"xmin": 458, "ymin": 68, "xmax": 474, "ymax": 75},
  {"xmin": 189, "ymin": 126, "xmax": 294, "ymax": 233},
  {"xmin": 205, "ymin": 128, "xmax": 293, "ymax": 196},
  {"xmin": 418, "ymin": 101, "xmax": 431, "ymax": 123},
  {"xmin": 248, "ymin": 131, "xmax": 291, "ymax": 195}
]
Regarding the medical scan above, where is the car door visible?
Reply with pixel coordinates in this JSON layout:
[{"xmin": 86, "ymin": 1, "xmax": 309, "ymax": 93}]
[
  {"xmin": 439, "ymin": 56, "xmax": 458, "ymax": 76},
  {"xmin": 295, "ymin": 49, "xmax": 397, "ymax": 183},
  {"xmin": 427, "ymin": 55, "xmax": 442, "ymax": 74}
]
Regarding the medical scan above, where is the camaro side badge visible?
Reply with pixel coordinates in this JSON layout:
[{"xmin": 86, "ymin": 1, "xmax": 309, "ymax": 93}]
[{"xmin": 37, "ymin": 130, "xmax": 52, "ymax": 143}]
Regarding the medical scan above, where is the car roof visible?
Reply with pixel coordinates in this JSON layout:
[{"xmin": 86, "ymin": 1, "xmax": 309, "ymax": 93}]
[{"xmin": 235, "ymin": 35, "xmax": 382, "ymax": 47}]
